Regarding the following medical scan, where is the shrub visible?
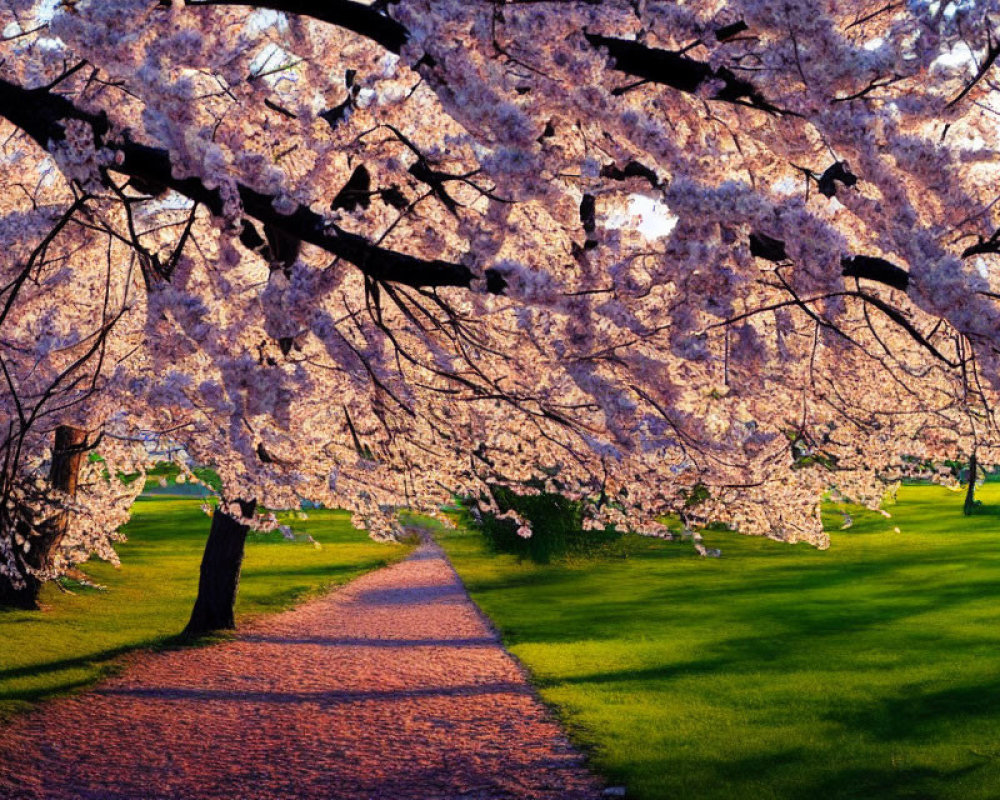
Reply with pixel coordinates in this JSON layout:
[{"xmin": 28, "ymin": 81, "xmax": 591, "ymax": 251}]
[{"xmin": 470, "ymin": 485, "xmax": 629, "ymax": 564}]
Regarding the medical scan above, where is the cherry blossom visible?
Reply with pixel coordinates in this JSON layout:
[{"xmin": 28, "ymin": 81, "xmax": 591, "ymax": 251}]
[{"xmin": 3, "ymin": 0, "xmax": 1000, "ymax": 603}]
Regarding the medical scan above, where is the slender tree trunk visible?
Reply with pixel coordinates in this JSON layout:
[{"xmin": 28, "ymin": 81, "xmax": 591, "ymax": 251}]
[
  {"xmin": 964, "ymin": 451, "xmax": 979, "ymax": 516},
  {"xmin": 0, "ymin": 425, "xmax": 87, "ymax": 610},
  {"xmin": 184, "ymin": 498, "xmax": 256, "ymax": 635}
]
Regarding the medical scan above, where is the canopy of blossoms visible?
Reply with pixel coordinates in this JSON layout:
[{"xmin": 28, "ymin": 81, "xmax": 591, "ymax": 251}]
[{"xmin": 2, "ymin": 0, "xmax": 1000, "ymax": 589}]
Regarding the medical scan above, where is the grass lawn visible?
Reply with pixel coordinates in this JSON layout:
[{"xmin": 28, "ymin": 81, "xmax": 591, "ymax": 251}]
[
  {"xmin": 438, "ymin": 483, "xmax": 1000, "ymax": 800},
  {"xmin": 0, "ymin": 496, "xmax": 411, "ymax": 721}
]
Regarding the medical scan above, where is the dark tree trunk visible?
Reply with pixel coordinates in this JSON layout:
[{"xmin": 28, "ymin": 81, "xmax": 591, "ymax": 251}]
[
  {"xmin": 964, "ymin": 451, "xmax": 979, "ymax": 516},
  {"xmin": 0, "ymin": 425, "xmax": 87, "ymax": 610},
  {"xmin": 184, "ymin": 498, "xmax": 256, "ymax": 635},
  {"xmin": 0, "ymin": 572, "xmax": 41, "ymax": 610},
  {"xmin": 38, "ymin": 425, "xmax": 88, "ymax": 561}
]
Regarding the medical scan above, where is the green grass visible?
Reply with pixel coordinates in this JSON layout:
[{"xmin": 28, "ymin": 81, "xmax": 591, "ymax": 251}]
[
  {"xmin": 0, "ymin": 496, "xmax": 411, "ymax": 721},
  {"xmin": 438, "ymin": 483, "xmax": 1000, "ymax": 800}
]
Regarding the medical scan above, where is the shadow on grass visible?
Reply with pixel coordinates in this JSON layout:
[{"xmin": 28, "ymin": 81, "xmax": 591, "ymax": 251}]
[
  {"xmin": 827, "ymin": 677, "xmax": 1000, "ymax": 743},
  {"xmin": 471, "ymin": 554, "xmax": 1000, "ymax": 648},
  {"xmin": 241, "ymin": 562, "xmax": 383, "ymax": 581},
  {"xmin": 680, "ymin": 751, "xmax": 985, "ymax": 800},
  {"xmin": 0, "ymin": 644, "xmax": 157, "ymax": 684},
  {"xmin": 791, "ymin": 763, "xmax": 984, "ymax": 800},
  {"xmin": 964, "ymin": 505, "xmax": 1000, "ymax": 519},
  {"xmin": 441, "ymin": 487, "xmax": 1000, "ymax": 800},
  {"xmin": 0, "ymin": 630, "xmax": 233, "ymax": 714}
]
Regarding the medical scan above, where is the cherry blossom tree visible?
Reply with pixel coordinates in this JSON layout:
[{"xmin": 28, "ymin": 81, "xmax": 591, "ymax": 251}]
[
  {"xmin": 0, "ymin": 172, "xmax": 147, "ymax": 607},
  {"xmin": 3, "ymin": 0, "xmax": 1000, "ymax": 624}
]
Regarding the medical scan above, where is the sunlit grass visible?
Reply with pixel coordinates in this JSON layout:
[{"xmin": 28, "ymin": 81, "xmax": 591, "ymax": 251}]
[
  {"xmin": 0, "ymin": 496, "xmax": 411, "ymax": 720},
  {"xmin": 438, "ymin": 483, "xmax": 1000, "ymax": 800}
]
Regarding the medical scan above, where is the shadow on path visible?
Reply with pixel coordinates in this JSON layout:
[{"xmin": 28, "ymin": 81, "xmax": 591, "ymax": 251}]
[{"xmin": 0, "ymin": 542, "xmax": 602, "ymax": 800}]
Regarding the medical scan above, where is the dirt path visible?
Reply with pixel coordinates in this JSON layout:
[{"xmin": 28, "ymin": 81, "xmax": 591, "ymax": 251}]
[{"xmin": 0, "ymin": 542, "xmax": 603, "ymax": 800}]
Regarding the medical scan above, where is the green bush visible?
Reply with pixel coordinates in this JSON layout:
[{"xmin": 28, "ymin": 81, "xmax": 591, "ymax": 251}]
[{"xmin": 470, "ymin": 486, "xmax": 629, "ymax": 564}]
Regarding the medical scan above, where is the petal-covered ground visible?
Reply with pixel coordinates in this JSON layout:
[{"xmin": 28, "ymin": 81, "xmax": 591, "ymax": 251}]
[{"xmin": 0, "ymin": 543, "xmax": 601, "ymax": 799}]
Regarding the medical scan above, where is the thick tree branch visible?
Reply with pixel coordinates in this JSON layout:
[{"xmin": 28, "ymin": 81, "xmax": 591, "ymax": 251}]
[
  {"xmin": 0, "ymin": 79, "xmax": 108, "ymax": 151},
  {"xmin": 583, "ymin": 32, "xmax": 783, "ymax": 113},
  {"xmin": 961, "ymin": 229, "xmax": 1000, "ymax": 258},
  {"xmin": 840, "ymin": 255, "xmax": 910, "ymax": 292},
  {"xmin": 175, "ymin": 3, "xmax": 780, "ymax": 115},
  {"xmin": 750, "ymin": 232, "xmax": 911, "ymax": 292},
  {"xmin": 0, "ymin": 77, "xmax": 502, "ymax": 293},
  {"xmin": 176, "ymin": 0, "xmax": 408, "ymax": 54},
  {"xmin": 747, "ymin": 235, "xmax": 957, "ymax": 363},
  {"xmin": 749, "ymin": 232, "xmax": 788, "ymax": 262},
  {"xmin": 599, "ymin": 160, "xmax": 661, "ymax": 188}
]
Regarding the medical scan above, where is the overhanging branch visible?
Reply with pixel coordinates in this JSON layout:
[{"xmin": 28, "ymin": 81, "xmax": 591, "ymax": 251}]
[
  {"xmin": 749, "ymin": 232, "xmax": 911, "ymax": 292},
  {"xmin": 176, "ymin": 0, "xmax": 408, "ymax": 54},
  {"xmin": 840, "ymin": 255, "xmax": 910, "ymax": 292},
  {"xmin": 174, "ymin": 3, "xmax": 781, "ymax": 114},
  {"xmin": 0, "ymin": 77, "xmax": 501, "ymax": 293},
  {"xmin": 584, "ymin": 33, "xmax": 783, "ymax": 113}
]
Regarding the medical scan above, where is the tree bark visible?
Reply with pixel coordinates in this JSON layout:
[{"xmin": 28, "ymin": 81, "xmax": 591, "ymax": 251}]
[
  {"xmin": 184, "ymin": 498, "xmax": 256, "ymax": 635},
  {"xmin": 0, "ymin": 425, "xmax": 87, "ymax": 610},
  {"xmin": 964, "ymin": 451, "xmax": 979, "ymax": 516},
  {"xmin": 0, "ymin": 561, "xmax": 40, "ymax": 610},
  {"xmin": 41, "ymin": 425, "xmax": 88, "ymax": 558}
]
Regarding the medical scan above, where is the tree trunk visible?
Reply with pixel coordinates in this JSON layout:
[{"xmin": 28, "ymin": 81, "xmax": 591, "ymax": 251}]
[
  {"xmin": 184, "ymin": 498, "xmax": 256, "ymax": 636},
  {"xmin": 38, "ymin": 425, "xmax": 88, "ymax": 561},
  {"xmin": 0, "ymin": 570, "xmax": 41, "ymax": 610},
  {"xmin": 964, "ymin": 451, "xmax": 979, "ymax": 516},
  {"xmin": 0, "ymin": 425, "xmax": 87, "ymax": 610}
]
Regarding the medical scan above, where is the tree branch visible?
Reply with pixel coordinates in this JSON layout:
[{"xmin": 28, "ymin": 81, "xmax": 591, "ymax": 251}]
[
  {"xmin": 584, "ymin": 32, "xmax": 784, "ymax": 113},
  {"xmin": 175, "ymin": 0, "xmax": 408, "ymax": 54},
  {"xmin": 0, "ymin": 77, "xmax": 503, "ymax": 293},
  {"xmin": 175, "ymin": 3, "xmax": 781, "ymax": 115},
  {"xmin": 946, "ymin": 24, "xmax": 1000, "ymax": 108},
  {"xmin": 840, "ymin": 255, "xmax": 910, "ymax": 292}
]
